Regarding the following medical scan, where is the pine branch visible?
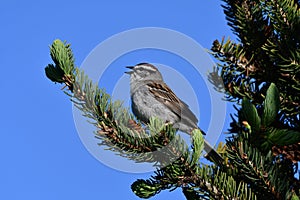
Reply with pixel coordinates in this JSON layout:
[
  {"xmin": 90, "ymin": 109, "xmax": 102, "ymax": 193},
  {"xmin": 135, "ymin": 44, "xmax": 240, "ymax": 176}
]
[
  {"xmin": 211, "ymin": 0, "xmax": 300, "ymax": 130},
  {"xmin": 45, "ymin": 40, "xmax": 194, "ymax": 167},
  {"xmin": 131, "ymin": 131, "xmax": 257, "ymax": 199},
  {"xmin": 132, "ymin": 153, "xmax": 257, "ymax": 200},
  {"xmin": 224, "ymin": 90, "xmax": 299, "ymax": 199},
  {"xmin": 226, "ymin": 133, "xmax": 288, "ymax": 199},
  {"xmin": 210, "ymin": 1, "xmax": 300, "ymax": 199},
  {"xmin": 46, "ymin": 40, "xmax": 246, "ymax": 199}
]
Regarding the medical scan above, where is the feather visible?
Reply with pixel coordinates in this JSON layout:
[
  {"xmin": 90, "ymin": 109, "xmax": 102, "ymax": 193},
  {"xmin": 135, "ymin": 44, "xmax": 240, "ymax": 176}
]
[{"xmin": 146, "ymin": 81, "xmax": 198, "ymax": 127}]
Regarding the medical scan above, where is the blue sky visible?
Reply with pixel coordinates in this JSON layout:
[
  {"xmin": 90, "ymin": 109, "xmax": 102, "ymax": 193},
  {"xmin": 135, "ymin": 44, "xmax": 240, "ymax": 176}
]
[{"xmin": 1, "ymin": 1, "xmax": 236, "ymax": 199}]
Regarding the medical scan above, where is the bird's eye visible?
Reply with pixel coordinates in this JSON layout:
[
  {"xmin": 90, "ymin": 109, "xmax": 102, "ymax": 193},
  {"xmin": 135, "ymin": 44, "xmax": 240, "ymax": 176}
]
[{"xmin": 138, "ymin": 69, "xmax": 147, "ymax": 76}]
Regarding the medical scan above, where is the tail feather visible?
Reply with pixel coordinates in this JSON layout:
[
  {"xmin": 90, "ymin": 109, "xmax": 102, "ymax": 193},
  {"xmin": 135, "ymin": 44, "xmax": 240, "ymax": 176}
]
[
  {"xmin": 198, "ymin": 128, "xmax": 224, "ymax": 165},
  {"xmin": 204, "ymin": 140, "xmax": 224, "ymax": 165}
]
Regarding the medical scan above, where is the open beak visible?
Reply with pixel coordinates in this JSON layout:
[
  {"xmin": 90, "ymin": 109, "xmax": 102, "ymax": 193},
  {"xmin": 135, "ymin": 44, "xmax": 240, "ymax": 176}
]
[{"xmin": 125, "ymin": 66, "xmax": 134, "ymax": 74}]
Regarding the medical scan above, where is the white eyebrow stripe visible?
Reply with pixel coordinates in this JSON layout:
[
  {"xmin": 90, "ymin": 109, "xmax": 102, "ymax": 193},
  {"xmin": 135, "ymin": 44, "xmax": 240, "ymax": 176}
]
[{"xmin": 136, "ymin": 64, "xmax": 157, "ymax": 72}]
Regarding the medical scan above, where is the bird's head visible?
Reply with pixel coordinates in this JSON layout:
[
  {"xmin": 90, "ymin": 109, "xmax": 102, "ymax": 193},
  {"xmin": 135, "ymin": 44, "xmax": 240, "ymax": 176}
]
[{"xmin": 125, "ymin": 63, "xmax": 163, "ymax": 82}]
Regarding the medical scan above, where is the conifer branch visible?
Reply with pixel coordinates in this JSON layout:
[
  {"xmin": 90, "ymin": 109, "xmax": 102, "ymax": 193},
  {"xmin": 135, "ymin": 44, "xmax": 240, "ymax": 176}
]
[
  {"xmin": 45, "ymin": 39, "xmax": 246, "ymax": 199},
  {"xmin": 211, "ymin": 0, "xmax": 300, "ymax": 130}
]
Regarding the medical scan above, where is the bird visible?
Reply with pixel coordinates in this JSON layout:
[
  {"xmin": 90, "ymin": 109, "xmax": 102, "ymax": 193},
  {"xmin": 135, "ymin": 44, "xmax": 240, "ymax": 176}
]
[{"xmin": 125, "ymin": 63, "xmax": 223, "ymax": 164}]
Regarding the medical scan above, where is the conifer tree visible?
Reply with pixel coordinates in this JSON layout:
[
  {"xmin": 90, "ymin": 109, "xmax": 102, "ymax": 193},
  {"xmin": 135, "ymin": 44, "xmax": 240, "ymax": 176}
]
[{"xmin": 45, "ymin": 0, "xmax": 300, "ymax": 199}]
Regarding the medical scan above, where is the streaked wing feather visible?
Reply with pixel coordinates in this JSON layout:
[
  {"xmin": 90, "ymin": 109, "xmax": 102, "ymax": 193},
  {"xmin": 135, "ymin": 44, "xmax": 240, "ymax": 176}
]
[{"xmin": 146, "ymin": 81, "xmax": 198, "ymax": 124}]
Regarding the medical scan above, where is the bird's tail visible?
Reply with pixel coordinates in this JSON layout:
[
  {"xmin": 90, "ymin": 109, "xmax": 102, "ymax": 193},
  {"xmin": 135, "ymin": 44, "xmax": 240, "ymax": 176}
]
[
  {"xmin": 198, "ymin": 128, "xmax": 224, "ymax": 166},
  {"xmin": 203, "ymin": 140, "xmax": 224, "ymax": 166}
]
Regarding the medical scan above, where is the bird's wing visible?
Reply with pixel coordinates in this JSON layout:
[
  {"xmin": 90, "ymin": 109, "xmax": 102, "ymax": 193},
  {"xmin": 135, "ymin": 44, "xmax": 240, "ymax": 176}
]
[{"xmin": 146, "ymin": 81, "xmax": 198, "ymax": 125}]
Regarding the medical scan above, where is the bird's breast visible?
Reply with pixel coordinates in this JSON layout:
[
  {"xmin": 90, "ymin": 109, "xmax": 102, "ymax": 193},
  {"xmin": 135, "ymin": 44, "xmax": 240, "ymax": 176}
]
[{"xmin": 131, "ymin": 88, "xmax": 178, "ymax": 124}]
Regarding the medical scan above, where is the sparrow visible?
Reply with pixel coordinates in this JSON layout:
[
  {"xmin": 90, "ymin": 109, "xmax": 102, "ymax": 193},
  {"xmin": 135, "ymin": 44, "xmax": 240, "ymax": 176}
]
[{"xmin": 126, "ymin": 63, "xmax": 223, "ymax": 164}]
